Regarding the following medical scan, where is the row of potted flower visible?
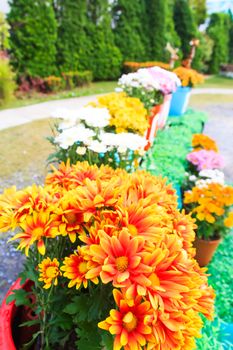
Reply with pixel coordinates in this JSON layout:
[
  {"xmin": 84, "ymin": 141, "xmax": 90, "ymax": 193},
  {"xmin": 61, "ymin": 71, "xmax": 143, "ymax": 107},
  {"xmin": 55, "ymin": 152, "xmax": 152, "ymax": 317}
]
[
  {"xmin": 183, "ymin": 133, "xmax": 233, "ymax": 266},
  {"xmin": 0, "ymin": 66, "xmax": 216, "ymax": 349}
]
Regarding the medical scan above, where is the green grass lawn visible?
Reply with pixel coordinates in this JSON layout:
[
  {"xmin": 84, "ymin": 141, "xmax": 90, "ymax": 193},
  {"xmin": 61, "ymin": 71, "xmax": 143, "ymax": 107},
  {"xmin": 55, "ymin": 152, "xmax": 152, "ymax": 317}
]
[
  {"xmin": 202, "ymin": 75, "xmax": 233, "ymax": 89},
  {"xmin": 0, "ymin": 81, "xmax": 117, "ymax": 111},
  {"xmin": 0, "ymin": 119, "xmax": 54, "ymax": 181}
]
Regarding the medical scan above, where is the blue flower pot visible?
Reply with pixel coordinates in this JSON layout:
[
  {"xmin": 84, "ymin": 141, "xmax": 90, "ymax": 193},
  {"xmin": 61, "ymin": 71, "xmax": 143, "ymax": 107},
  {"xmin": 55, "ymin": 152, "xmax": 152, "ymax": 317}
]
[
  {"xmin": 173, "ymin": 184, "xmax": 182, "ymax": 209},
  {"xmin": 221, "ymin": 322, "xmax": 233, "ymax": 348},
  {"xmin": 169, "ymin": 86, "xmax": 192, "ymax": 116}
]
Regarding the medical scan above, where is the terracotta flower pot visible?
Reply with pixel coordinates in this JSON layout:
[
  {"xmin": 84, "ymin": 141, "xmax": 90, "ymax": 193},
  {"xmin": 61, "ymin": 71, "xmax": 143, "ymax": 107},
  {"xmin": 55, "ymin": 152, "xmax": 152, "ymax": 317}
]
[
  {"xmin": 193, "ymin": 237, "xmax": 221, "ymax": 267},
  {"xmin": 0, "ymin": 279, "xmax": 37, "ymax": 350}
]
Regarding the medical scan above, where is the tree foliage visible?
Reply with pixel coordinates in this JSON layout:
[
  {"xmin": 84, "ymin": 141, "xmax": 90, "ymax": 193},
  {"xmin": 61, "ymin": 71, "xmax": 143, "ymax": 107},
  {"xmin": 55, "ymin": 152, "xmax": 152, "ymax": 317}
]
[
  {"xmin": 173, "ymin": 0, "xmax": 197, "ymax": 59},
  {"xmin": 207, "ymin": 13, "xmax": 231, "ymax": 73},
  {"xmin": 7, "ymin": 0, "xmax": 57, "ymax": 78},
  {"xmin": 0, "ymin": 12, "xmax": 10, "ymax": 50},
  {"xmin": 55, "ymin": 0, "xmax": 89, "ymax": 72},
  {"xmin": 145, "ymin": 0, "xmax": 167, "ymax": 61},
  {"xmin": 189, "ymin": 0, "xmax": 207, "ymax": 25},
  {"xmin": 83, "ymin": 0, "xmax": 122, "ymax": 80},
  {"xmin": 113, "ymin": 0, "xmax": 147, "ymax": 61}
]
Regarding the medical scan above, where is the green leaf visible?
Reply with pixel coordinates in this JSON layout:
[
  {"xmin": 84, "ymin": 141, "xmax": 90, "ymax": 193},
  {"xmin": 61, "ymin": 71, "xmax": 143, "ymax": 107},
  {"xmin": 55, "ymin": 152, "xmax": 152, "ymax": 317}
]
[
  {"xmin": 19, "ymin": 319, "xmax": 40, "ymax": 327},
  {"xmin": 101, "ymin": 331, "xmax": 114, "ymax": 350},
  {"xmin": 6, "ymin": 289, "xmax": 31, "ymax": 307},
  {"xmin": 75, "ymin": 321, "xmax": 102, "ymax": 350},
  {"xmin": 63, "ymin": 295, "xmax": 89, "ymax": 319}
]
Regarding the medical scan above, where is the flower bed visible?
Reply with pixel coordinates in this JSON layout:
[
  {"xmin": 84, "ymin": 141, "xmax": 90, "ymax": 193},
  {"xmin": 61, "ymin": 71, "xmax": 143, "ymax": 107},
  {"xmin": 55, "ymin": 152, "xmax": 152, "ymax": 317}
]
[{"xmin": 0, "ymin": 162, "xmax": 214, "ymax": 349}]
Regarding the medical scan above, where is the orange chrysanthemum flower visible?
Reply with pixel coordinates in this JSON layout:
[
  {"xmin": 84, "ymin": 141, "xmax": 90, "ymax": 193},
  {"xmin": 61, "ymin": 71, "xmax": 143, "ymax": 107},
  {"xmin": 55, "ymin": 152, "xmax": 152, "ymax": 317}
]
[
  {"xmin": 38, "ymin": 257, "xmax": 61, "ymax": 289},
  {"xmin": 86, "ymin": 229, "xmax": 152, "ymax": 290},
  {"xmin": 98, "ymin": 289, "xmax": 152, "ymax": 350},
  {"xmin": 9, "ymin": 212, "xmax": 58, "ymax": 256},
  {"xmin": 184, "ymin": 183, "xmax": 233, "ymax": 230},
  {"xmin": 224, "ymin": 211, "xmax": 233, "ymax": 227},
  {"xmin": 61, "ymin": 247, "xmax": 98, "ymax": 289},
  {"xmin": 192, "ymin": 134, "xmax": 218, "ymax": 152}
]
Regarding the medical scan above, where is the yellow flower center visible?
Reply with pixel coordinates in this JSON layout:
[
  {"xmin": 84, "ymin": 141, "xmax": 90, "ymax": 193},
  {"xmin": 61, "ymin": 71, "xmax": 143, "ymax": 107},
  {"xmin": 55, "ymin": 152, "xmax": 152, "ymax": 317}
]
[
  {"xmin": 123, "ymin": 314, "xmax": 138, "ymax": 332},
  {"xmin": 128, "ymin": 224, "xmax": 138, "ymax": 236},
  {"xmin": 65, "ymin": 212, "xmax": 77, "ymax": 224},
  {"xmin": 78, "ymin": 262, "xmax": 88, "ymax": 274},
  {"xmin": 116, "ymin": 256, "xmax": 128, "ymax": 272},
  {"xmin": 32, "ymin": 227, "xmax": 44, "ymax": 239},
  {"xmin": 46, "ymin": 266, "xmax": 58, "ymax": 278}
]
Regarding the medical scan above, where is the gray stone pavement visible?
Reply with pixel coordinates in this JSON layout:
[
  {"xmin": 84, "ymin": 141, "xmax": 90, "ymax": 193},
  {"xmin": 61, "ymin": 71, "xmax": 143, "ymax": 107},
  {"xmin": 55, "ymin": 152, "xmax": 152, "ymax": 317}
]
[{"xmin": 201, "ymin": 103, "xmax": 233, "ymax": 183}]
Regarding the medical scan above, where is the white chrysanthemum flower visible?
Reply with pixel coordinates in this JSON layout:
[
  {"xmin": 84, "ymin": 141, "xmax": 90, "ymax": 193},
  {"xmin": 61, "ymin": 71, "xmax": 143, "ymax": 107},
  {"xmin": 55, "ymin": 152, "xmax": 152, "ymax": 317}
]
[
  {"xmin": 55, "ymin": 125, "xmax": 94, "ymax": 149},
  {"xmin": 100, "ymin": 132, "xmax": 147, "ymax": 152},
  {"xmin": 88, "ymin": 140, "xmax": 108, "ymax": 153},
  {"xmin": 76, "ymin": 146, "xmax": 87, "ymax": 155},
  {"xmin": 77, "ymin": 106, "xmax": 111, "ymax": 128},
  {"xmin": 118, "ymin": 71, "xmax": 160, "ymax": 91},
  {"xmin": 58, "ymin": 117, "xmax": 77, "ymax": 130},
  {"xmin": 189, "ymin": 175, "xmax": 197, "ymax": 181},
  {"xmin": 199, "ymin": 169, "xmax": 225, "ymax": 180}
]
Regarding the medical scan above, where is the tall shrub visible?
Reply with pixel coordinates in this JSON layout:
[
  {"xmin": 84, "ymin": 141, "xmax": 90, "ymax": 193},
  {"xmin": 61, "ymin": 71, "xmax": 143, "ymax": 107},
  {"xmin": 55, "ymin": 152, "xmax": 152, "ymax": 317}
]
[
  {"xmin": 0, "ymin": 58, "xmax": 16, "ymax": 106},
  {"xmin": 7, "ymin": 0, "xmax": 57, "ymax": 78},
  {"xmin": 229, "ymin": 14, "xmax": 233, "ymax": 64},
  {"xmin": 84, "ymin": 0, "xmax": 122, "ymax": 80},
  {"xmin": 55, "ymin": 0, "xmax": 90, "ymax": 72},
  {"xmin": 207, "ymin": 13, "xmax": 230, "ymax": 73},
  {"xmin": 173, "ymin": 0, "xmax": 197, "ymax": 59},
  {"xmin": 113, "ymin": 0, "xmax": 147, "ymax": 61},
  {"xmin": 145, "ymin": 0, "xmax": 167, "ymax": 61},
  {"xmin": 0, "ymin": 12, "xmax": 10, "ymax": 50}
]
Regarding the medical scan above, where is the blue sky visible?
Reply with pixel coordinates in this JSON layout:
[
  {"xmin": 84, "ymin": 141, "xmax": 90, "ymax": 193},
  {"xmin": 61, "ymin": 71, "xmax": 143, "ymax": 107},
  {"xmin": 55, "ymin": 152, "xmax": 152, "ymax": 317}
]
[{"xmin": 0, "ymin": 0, "xmax": 9, "ymax": 14}]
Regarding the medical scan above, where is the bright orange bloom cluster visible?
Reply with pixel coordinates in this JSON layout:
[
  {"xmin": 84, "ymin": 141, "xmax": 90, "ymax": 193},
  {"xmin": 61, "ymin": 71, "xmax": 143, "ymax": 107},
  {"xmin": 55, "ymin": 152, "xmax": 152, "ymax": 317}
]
[
  {"xmin": 184, "ymin": 183, "xmax": 233, "ymax": 230},
  {"xmin": 0, "ymin": 162, "xmax": 214, "ymax": 349},
  {"xmin": 192, "ymin": 134, "xmax": 219, "ymax": 152},
  {"xmin": 173, "ymin": 67, "xmax": 204, "ymax": 87},
  {"xmin": 124, "ymin": 61, "xmax": 171, "ymax": 72},
  {"xmin": 90, "ymin": 92, "xmax": 149, "ymax": 135}
]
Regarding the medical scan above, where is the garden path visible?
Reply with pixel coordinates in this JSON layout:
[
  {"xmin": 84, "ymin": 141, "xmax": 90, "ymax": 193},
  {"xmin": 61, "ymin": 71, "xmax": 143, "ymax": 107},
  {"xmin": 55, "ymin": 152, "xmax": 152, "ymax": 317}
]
[
  {"xmin": 0, "ymin": 94, "xmax": 101, "ymax": 130},
  {"xmin": 0, "ymin": 88, "xmax": 232, "ymax": 130}
]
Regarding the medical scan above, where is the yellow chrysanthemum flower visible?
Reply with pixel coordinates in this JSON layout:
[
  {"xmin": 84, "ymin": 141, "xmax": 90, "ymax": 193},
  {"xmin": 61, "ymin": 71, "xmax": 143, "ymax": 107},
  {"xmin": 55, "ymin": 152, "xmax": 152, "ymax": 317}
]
[
  {"xmin": 90, "ymin": 92, "xmax": 149, "ymax": 135},
  {"xmin": 38, "ymin": 257, "xmax": 61, "ymax": 289}
]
